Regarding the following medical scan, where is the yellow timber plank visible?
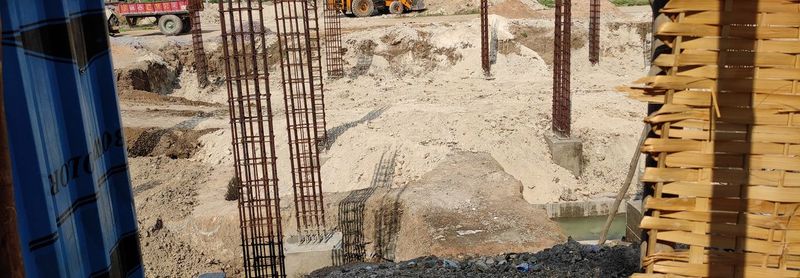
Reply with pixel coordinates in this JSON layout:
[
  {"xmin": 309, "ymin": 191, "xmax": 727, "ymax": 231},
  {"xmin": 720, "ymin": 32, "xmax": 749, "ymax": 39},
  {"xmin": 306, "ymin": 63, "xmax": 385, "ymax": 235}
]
[
  {"xmin": 659, "ymin": 22, "xmax": 800, "ymax": 40},
  {"xmin": 679, "ymin": 37, "xmax": 800, "ymax": 54},
  {"xmin": 681, "ymin": 11, "xmax": 800, "ymax": 25},
  {"xmin": 642, "ymin": 138, "xmax": 800, "ymax": 155},
  {"xmin": 677, "ymin": 66, "xmax": 800, "ymax": 81},
  {"xmin": 641, "ymin": 168, "xmax": 800, "ymax": 187},
  {"xmin": 664, "ymin": 151, "xmax": 800, "ymax": 172},
  {"xmin": 643, "ymin": 198, "xmax": 797, "ymax": 215},
  {"xmin": 663, "ymin": 0, "xmax": 800, "ymax": 13},
  {"xmin": 634, "ymin": 75, "xmax": 799, "ymax": 94},
  {"xmin": 654, "ymin": 52, "xmax": 797, "ymax": 68}
]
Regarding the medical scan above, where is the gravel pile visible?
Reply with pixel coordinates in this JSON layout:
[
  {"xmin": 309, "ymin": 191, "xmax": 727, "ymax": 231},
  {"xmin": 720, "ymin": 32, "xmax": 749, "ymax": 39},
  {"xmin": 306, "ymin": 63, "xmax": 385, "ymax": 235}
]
[{"xmin": 311, "ymin": 239, "xmax": 640, "ymax": 277}]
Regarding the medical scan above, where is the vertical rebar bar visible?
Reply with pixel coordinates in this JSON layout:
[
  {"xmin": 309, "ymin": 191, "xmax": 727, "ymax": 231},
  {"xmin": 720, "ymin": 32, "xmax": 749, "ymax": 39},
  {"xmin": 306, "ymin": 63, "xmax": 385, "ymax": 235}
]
[
  {"xmin": 189, "ymin": 0, "xmax": 209, "ymax": 88},
  {"xmin": 589, "ymin": 0, "xmax": 600, "ymax": 65},
  {"xmin": 480, "ymin": 0, "xmax": 490, "ymax": 76},
  {"xmin": 323, "ymin": 0, "xmax": 345, "ymax": 78},
  {"xmin": 306, "ymin": 0, "xmax": 328, "ymax": 142},
  {"xmin": 553, "ymin": 0, "xmax": 571, "ymax": 138},
  {"xmin": 274, "ymin": 0, "xmax": 327, "ymax": 240},
  {"xmin": 218, "ymin": 0, "xmax": 285, "ymax": 276}
]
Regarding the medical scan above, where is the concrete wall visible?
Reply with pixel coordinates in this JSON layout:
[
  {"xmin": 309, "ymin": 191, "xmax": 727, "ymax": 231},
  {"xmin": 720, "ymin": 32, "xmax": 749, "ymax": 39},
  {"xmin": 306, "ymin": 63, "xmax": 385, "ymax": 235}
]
[{"xmin": 534, "ymin": 198, "xmax": 627, "ymax": 219}]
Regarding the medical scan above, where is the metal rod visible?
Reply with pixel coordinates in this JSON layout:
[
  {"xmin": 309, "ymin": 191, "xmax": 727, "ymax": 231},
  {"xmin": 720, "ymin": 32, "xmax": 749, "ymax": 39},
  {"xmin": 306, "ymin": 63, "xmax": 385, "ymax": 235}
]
[
  {"xmin": 189, "ymin": 0, "xmax": 209, "ymax": 88},
  {"xmin": 274, "ymin": 0, "xmax": 327, "ymax": 240},
  {"xmin": 323, "ymin": 0, "xmax": 344, "ymax": 78},
  {"xmin": 589, "ymin": 0, "xmax": 600, "ymax": 65},
  {"xmin": 480, "ymin": 0, "xmax": 490, "ymax": 76},
  {"xmin": 307, "ymin": 0, "xmax": 328, "ymax": 142},
  {"xmin": 218, "ymin": 0, "xmax": 286, "ymax": 276},
  {"xmin": 552, "ymin": 0, "xmax": 571, "ymax": 138}
]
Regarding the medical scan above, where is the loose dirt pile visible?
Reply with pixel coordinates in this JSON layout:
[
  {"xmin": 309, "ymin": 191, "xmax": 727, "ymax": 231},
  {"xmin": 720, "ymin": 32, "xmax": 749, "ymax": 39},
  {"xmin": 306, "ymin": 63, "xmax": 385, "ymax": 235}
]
[
  {"xmin": 311, "ymin": 239, "xmax": 639, "ymax": 277},
  {"xmin": 280, "ymin": 151, "xmax": 564, "ymax": 261}
]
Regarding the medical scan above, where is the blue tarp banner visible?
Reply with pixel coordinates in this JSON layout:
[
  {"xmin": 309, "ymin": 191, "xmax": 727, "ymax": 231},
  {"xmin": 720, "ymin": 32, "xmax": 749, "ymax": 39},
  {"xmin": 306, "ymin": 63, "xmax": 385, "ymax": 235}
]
[{"xmin": 1, "ymin": 0, "xmax": 143, "ymax": 277}]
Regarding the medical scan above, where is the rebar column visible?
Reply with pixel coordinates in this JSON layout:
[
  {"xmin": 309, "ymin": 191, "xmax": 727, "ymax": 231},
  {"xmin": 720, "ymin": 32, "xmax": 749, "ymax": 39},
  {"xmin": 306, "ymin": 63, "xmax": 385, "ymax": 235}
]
[
  {"xmin": 589, "ymin": 0, "xmax": 600, "ymax": 65},
  {"xmin": 480, "ymin": 0, "xmax": 490, "ymax": 76},
  {"xmin": 274, "ymin": 0, "xmax": 327, "ymax": 240},
  {"xmin": 306, "ymin": 0, "xmax": 328, "ymax": 142},
  {"xmin": 323, "ymin": 0, "xmax": 344, "ymax": 78},
  {"xmin": 189, "ymin": 0, "xmax": 209, "ymax": 88},
  {"xmin": 218, "ymin": 0, "xmax": 285, "ymax": 276},
  {"xmin": 552, "ymin": 0, "xmax": 571, "ymax": 138}
]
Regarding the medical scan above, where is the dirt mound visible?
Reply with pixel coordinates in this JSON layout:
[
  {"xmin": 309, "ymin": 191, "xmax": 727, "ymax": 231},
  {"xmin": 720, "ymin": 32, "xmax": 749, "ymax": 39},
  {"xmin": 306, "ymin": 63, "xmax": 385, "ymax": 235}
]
[
  {"xmin": 125, "ymin": 127, "xmax": 218, "ymax": 158},
  {"xmin": 341, "ymin": 23, "xmax": 474, "ymax": 78},
  {"xmin": 115, "ymin": 60, "xmax": 178, "ymax": 95},
  {"xmin": 312, "ymin": 239, "xmax": 638, "ymax": 277},
  {"xmin": 128, "ymin": 157, "xmax": 237, "ymax": 276},
  {"xmin": 281, "ymin": 151, "xmax": 563, "ymax": 263},
  {"xmin": 421, "ymin": 0, "xmax": 544, "ymax": 16},
  {"xmin": 492, "ymin": 0, "xmax": 545, "ymax": 18},
  {"xmin": 526, "ymin": 0, "xmax": 625, "ymax": 19},
  {"xmin": 375, "ymin": 29, "xmax": 463, "ymax": 76},
  {"xmin": 567, "ymin": 0, "xmax": 625, "ymax": 19}
]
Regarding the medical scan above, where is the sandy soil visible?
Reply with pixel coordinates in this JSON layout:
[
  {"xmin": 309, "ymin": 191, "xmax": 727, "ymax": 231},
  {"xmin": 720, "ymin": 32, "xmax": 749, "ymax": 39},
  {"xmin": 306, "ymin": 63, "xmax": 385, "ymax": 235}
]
[{"xmin": 109, "ymin": 1, "xmax": 652, "ymax": 276}]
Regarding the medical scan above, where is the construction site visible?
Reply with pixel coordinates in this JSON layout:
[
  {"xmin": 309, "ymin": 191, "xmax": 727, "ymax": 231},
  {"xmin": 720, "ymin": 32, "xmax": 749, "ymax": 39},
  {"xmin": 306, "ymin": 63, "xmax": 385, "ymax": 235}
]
[{"xmin": 2, "ymin": 0, "xmax": 798, "ymax": 277}]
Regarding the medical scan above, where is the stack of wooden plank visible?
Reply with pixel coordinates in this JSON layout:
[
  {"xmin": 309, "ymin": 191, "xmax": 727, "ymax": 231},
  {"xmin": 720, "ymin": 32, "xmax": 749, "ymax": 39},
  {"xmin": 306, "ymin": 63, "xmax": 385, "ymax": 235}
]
[{"xmin": 625, "ymin": 0, "xmax": 800, "ymax": 276}]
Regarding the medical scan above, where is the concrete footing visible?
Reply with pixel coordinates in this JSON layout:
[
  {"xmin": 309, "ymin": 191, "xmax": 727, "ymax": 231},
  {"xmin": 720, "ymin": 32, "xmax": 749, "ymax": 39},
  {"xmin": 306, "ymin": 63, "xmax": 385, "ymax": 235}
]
[
  {"xmin": 625, "ymin": 199, "xmax": 643, "ymax": 243},
  {"xmin": 534, "ymin": 198, "xmax": 625, "ymax": 218},
  {"xmin": 545, "ymin": 133, "xmax": 583, "ymax": 176},
  {"xmin": 284, "ymin": 232, "xmax": 342, "ymax": 277}
]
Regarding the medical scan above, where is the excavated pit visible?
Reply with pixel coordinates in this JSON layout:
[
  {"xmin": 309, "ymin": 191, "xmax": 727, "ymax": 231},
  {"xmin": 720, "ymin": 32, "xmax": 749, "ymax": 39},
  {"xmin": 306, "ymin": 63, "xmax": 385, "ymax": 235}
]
[{"xmin": 125, "ymin": 127, "xmax": 219, "ymax": 159}]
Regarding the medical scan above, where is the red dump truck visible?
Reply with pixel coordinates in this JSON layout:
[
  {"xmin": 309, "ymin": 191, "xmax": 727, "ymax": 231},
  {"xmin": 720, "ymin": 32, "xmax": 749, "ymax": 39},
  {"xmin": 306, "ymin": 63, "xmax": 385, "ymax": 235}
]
[{"xmin": 106, "ymin": 0, "xmax": 196, "ymax": 36}]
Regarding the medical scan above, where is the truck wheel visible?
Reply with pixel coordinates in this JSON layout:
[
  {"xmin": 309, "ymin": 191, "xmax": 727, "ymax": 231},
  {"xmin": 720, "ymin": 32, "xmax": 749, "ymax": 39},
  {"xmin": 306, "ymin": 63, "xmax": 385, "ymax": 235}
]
[
  {"xmin": 352, "ymin": 0, "xmax": 375, "ymax": 17},
  {"xmin": 389, "ymin": 1, "xmax": 403, "ymax": 14},
  {"xmin": 158, "ymin": 14, "xmax": 183, "ymax": 36}
]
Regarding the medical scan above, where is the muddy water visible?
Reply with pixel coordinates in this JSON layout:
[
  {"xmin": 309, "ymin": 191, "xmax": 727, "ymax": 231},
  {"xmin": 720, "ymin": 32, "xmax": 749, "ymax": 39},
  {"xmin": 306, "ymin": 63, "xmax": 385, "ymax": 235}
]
[{"xmin": 553, "ymin": 213, "xmax": 626, "ymax": 241}]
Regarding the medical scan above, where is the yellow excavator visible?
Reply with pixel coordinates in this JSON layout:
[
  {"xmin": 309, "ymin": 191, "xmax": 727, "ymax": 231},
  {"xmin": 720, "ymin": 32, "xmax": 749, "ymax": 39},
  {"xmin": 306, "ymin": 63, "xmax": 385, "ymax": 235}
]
[{"xmin": 331, "ymin": 0, "xmax": 425, "ymax": 17}]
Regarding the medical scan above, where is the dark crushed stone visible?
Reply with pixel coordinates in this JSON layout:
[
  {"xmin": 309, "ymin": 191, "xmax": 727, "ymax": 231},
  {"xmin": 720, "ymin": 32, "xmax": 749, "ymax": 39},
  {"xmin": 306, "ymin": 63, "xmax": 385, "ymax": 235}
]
[{"xmin": 310, "ymin": 238, "xmax": 640, "ymax": 278}]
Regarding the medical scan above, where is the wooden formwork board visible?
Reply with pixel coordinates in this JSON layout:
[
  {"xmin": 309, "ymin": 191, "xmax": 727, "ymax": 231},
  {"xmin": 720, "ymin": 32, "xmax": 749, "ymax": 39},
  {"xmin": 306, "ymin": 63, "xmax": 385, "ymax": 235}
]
[{"xmin": 627, "ymin": 0, "xmax": 800, "ymax": 277}]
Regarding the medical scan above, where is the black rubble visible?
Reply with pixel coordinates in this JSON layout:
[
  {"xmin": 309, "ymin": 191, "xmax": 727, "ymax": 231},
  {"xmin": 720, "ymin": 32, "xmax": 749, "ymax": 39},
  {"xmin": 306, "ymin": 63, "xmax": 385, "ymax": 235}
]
[{"xmin": 310, "ymin": 239, "xmax": 640, "ymax": 278}]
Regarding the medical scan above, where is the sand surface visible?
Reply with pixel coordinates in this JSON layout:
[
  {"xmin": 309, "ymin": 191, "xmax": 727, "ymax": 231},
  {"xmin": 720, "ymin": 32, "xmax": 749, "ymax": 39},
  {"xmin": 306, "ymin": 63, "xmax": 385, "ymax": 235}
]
[{"xmin": 110, "ymin": 1, "xmax": 652, "ymax": 275}]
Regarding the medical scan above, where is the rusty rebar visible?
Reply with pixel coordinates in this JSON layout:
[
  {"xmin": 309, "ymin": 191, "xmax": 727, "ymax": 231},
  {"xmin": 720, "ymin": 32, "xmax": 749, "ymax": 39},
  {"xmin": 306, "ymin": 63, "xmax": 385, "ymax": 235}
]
[
  {"xmin": 589, "ymin": 0, "xmax": 600, "ymax": 65},
  {"xmin": 553, "ymin": 0, "xmax": 571, "ymax": 138},
  {"xmin": 274, "ymin": 0, "xmax": 327, "ymax": 240},
  {"xmin": 307, "ymin": 0, "xmax": 328, "ymax": 142},
  {"xmin": 189, "ymin": 0, "xmax": 209, "ymax": 88},
  {"xmin": 218, "ymin": 0, "xmax": 285, "ymax": 276},
  {"xmin": 323, "ymin": 0, "xmax": 345, "ymax": 78},
  {"xmin": 480, "ymin": 0, "xmax": 490, "ymax": 76}
]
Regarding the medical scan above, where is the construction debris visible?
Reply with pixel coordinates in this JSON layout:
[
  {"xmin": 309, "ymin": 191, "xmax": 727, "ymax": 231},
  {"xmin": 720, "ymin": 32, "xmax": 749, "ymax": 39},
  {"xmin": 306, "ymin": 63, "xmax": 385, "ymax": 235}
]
[
  {"xmin": 218, "ymin": 0, "xmax": 286, "ymax": 276},
  {"xmin": 312, "ymin": 239, "xmax": 639, "ymax": 277}
]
